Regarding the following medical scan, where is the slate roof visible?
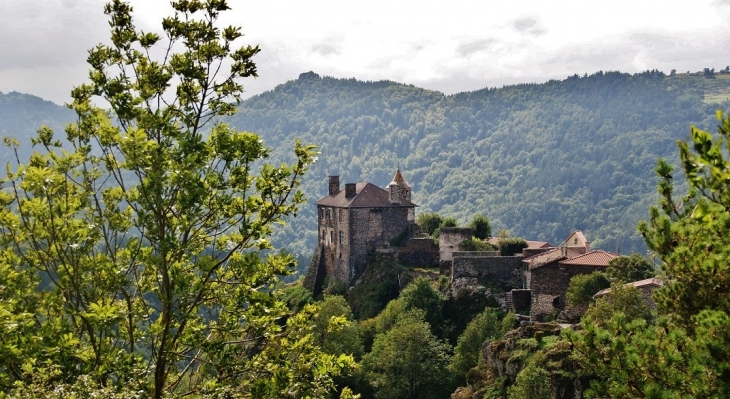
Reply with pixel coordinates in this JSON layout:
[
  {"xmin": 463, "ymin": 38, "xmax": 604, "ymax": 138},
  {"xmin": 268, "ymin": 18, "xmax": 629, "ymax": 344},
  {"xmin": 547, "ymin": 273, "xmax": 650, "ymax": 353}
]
[
  {"xmin": 594, "ymin": 278, "xmax": 664, "ymax": 298},
  {"xmin": 523, "ymin": 247, "xmax": 582, "ymax": 270},
  {"xmin": 559, "ymin": 250, "xmax": 618, "ymax": 267},
  {"xmin": 316, "ymin": 182, "xmax": 416, "ymax": 208},
  {"xmin": 388, "ymin": 169, "xmax": 411, "ymax": 188}
]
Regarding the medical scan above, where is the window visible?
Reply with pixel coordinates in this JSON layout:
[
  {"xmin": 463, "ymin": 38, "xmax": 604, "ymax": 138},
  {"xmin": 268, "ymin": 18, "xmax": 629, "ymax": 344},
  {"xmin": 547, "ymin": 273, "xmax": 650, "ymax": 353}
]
[
  {"xmin": 339, "ymin": 231, "xmax": 343, "ymax": 245},
  {"xmin": 330, "ymin": 230, "xmax": 334, "ymax": 244},
  {"xmin": 339, "ymin": 209, "xmax": 343, "ymax": 223},
  {"xmin": 321, "ymin": 229, "xmax": 325, "ymax": 242}
]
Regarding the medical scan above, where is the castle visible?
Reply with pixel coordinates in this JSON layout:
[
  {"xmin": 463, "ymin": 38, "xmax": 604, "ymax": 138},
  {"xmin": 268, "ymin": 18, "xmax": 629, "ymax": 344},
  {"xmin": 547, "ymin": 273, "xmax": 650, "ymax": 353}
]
[
  {"xmin": 304, "ymin": 170, "xmax": 417, "ymax": 293},
  {"xmin": 303, "ymin": 170, "xmax": 630, "ymax": 322}
]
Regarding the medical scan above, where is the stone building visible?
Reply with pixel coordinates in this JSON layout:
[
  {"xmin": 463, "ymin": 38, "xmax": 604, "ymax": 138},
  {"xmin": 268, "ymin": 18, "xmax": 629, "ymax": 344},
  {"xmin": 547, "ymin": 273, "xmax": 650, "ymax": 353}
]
[
  {"xmin": 524, "ymin": 231, "xmax": 618, "ymax": 320},
  {"xmin": 303, "ymin": 170, "xmax": 417, "ymax": 294}
]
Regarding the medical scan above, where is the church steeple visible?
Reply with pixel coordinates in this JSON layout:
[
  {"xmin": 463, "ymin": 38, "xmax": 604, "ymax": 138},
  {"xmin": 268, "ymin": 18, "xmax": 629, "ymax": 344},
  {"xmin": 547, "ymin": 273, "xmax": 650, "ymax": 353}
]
[{"xmin": 387, "ymin": 169, "xmax": 411, "ymax": 203}]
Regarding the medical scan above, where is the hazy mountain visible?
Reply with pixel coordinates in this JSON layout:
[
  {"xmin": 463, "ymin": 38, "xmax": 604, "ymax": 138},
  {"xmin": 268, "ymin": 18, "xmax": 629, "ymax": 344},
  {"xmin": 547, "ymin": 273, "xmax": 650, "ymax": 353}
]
[
  {"xmin": 3, "ymin": 71, "xmax": 729, "ymax": 263},
  {"xmin": 231, "ymin": 70, "xmax": 730, "ymax": 257}
]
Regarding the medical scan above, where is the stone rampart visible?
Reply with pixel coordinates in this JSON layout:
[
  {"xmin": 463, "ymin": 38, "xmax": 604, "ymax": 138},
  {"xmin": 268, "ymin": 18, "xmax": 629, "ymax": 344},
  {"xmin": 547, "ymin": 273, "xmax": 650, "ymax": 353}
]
[
  {"xmin": 397, "ymin": 237, "xmax": 439, "ymax": 268},
  {"xmin": 452, "ymin": 256, "xmax": 524, "ymax": 289}
]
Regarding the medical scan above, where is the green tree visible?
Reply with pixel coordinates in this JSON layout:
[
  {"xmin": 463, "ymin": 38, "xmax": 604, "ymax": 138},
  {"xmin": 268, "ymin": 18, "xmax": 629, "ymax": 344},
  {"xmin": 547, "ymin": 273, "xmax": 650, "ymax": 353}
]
[
  {"xmin": 416, "ymin": 212, "xmax": 443, "ymax": 236},
  {"xmin": 606, "ymin": 253, "xmax": 654, "ymax": 283},
  {"xmin": 638, "ymin": 111, "xmax": 730, "ymax": 322},
  {"xmin": 441, "ymin": 217, "xmax": 458, "ymax": 228},
  {"xmin": 507, "ymin": 363, "xmax": 552, "ymax": 399},
  {"xmin": 0, "ymin": 1, "xmax": 353, "ymax": 397},
  {"xmin": 469, "ymin": 214, "xmax": 492, "ymax": 240},
  {"xmin": 449, "ymin": 308, "xmax": 500, "ymax": 381},
  {"xmin": 313, "ymin": 295, "xmax": 363, "ymax": 358},
  {"xmin": 583, "ymin": 284, "xmax": 653, "ymax": 326},
  {"xmin": 399, "ymin": 277, "xmax": 443, "ymax": 329},
  {"xmin": 362, "ymin": 311, "xmax": 452, "ymax": 399},
  {"xmin": 566, "ymin": 272, "xmax": 610, "ymax": 306},
  {"xmin": 497, "ymin": 237, "xmax": 528, "ymax": 256}
]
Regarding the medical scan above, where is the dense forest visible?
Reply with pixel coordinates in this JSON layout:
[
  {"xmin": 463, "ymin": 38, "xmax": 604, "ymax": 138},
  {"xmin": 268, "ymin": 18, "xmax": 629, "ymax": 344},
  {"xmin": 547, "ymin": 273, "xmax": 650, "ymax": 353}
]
[
  {"xmin": 230, "ymin": 70, "xmax": 730, "ymax": 259},
  {"xmin": 3, "ymin": 70, "xmax": 730, "ymax": 263}
]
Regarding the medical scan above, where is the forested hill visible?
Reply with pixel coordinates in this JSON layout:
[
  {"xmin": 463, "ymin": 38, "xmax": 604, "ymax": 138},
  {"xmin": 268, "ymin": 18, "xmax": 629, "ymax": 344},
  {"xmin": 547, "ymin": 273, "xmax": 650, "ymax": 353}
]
[
  {"xmin": 2, "ymin": 72, "xmax": 730, "ymax": 260},
  {"xmin": 231, "ymin": 70, "xmax": 730, "ymax": 257},
  {"xmin": 0, "ymin": 91, "xmax": 74, "ymax": 163}
]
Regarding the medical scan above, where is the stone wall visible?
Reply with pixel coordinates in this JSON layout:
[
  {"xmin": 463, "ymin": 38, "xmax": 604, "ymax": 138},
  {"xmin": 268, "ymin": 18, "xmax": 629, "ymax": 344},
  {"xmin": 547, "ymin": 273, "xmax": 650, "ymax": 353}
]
[
  {"xmin": 529, "ymin": 263, "xmax": 609, "ymax": 321},
  {"xmin": 451, "ymin": 256, "xmax": 524, "ymax": 289},
  {"xmin": 439, "ymin": 227, "xmax": 473, "ymax": 263},
  {"xmin": 397, "ymin": 237, "xmax": 439, "ymax": 268},
  {"xmin": 348, "ymin": 206, "xmax": 414, "ymax": 283},
  {"xmin": 511, "ymin": 289, "xmax": 532, "ymax": 313}
]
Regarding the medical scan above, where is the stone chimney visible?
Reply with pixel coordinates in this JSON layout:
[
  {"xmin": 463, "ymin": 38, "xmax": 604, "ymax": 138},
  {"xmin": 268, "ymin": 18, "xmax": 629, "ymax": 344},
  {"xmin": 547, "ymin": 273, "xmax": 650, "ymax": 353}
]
[
  {"xmin": 345, "ymin": 183, "xmax": 356, "ymax": 197},
  {"xmin": 328, "ymin": 176, "xmax": 340, "ymax": 196}
]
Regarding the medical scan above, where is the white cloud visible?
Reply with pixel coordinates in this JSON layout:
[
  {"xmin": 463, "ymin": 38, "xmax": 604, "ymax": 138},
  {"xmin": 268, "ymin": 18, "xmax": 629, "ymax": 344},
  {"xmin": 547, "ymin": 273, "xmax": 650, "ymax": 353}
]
[{"xmin": 2, "ymin": 0, "xmax": 730, "ymax": 103}]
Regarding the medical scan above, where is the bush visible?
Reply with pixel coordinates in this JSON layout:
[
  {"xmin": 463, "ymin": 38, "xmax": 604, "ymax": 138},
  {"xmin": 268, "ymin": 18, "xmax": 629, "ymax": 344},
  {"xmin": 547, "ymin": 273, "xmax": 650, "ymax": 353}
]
[
  {"xmin": 498, "ymin": 237, "xmax": 528, "ymax": 256},
  {"xmin": 417, "ymin": 213, "xmax": 443, "ymax": 236},
  {"xmin": 566, "ymin": 272, "xmax": 611, "ymax": 306},
  {"xmin": 457, "ymin": 238, "xmax": 496, "ymax": 251}
]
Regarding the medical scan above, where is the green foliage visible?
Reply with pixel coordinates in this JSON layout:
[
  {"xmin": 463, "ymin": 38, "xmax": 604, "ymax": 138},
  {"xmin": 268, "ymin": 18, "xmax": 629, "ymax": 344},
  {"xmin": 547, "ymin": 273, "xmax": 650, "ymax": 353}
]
[
  {"xmin": 313, "ymin": 296, "xmax": 363, "ymax": 359},
  {"xmin": 280, "ymin": 281, "xmax": 314, "ymax": 311},
  {"xmin": 497, "ymin": 237, "xmax": 529, "ymax": 256},
  {"xmin": 442, "ymin": 217, "xmax": 458, "ymax": 228},
  {"xmin": 449, "ymin": 308, "xmax": 501, "ymax": 382},
  {"xmin": 416, "ymin": 212, "xmax": 443, "ymax": 236},
  {"xmin": 638, "ymin": 111, "xmax": 730, "ymax": 322},
  {"xmin": 469, "ymin": 214, "xmax": 492, "ymax": 239},
  {"xmin": 0, "ymin": 1, "xmax": 352, "ymax": 397},
  {"xmin": 457, "ymin": 237, "xmax": 496, "ymax": 251},
  {"xmin": 583, "ymin": 284, "xmax": 653, "ymax": 325},
  {"xmin": 507, "ymin": 364, "xmax": 552, "ymax": 399},
  {"xmin": 606, "ymin": 253, "xmax": 655, "ymax": 283},
  {"xmin": 361, "ymin": 311, "xmax": 452, "ymax": 399},
  {"xmin": 398, "ymin": 277, "xmax": 443, "ymax": 329},
  {"xmin": 569, "ymin": 311, "xmax": 730, "ymax": 398},
  {"xmin": 566, "ymin": 272, "xmax": 611, "ymax": 306},
  {"xmin": 346, "ymin": 254, "xmax": 401, "ymax": 319}
]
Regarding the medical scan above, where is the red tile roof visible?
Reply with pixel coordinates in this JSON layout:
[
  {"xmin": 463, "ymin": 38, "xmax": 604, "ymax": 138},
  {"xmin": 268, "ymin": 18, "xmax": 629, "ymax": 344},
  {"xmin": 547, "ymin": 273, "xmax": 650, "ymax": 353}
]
[
  {"xmin": 316, "ymin": 182, "xmax": 416, "ymax": 208},
  {"xmin": 559, "ymin": 250, "xmax": 617, "ymax": 267}
]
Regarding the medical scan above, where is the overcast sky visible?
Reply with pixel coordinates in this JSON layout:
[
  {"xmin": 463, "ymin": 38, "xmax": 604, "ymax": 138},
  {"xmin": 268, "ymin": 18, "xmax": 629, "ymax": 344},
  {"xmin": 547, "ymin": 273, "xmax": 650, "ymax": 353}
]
[{"xmin": 2, "ymin": 0, "xmax": 730, "ymax": 105}]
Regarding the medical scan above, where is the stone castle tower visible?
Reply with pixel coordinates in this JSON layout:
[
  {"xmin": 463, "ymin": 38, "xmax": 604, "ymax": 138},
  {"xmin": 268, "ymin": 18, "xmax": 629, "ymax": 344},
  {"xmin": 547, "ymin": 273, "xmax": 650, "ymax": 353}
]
[{"xmin": 304, "ymin": 170, "xmax": 416, "ymax": 294}]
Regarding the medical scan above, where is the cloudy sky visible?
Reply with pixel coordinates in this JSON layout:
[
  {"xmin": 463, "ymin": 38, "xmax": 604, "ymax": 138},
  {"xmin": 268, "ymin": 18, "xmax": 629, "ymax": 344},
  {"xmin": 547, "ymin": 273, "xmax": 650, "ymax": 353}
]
[{"xmin": 2, "ymin": 0, "xmax": 730, "ymax": 105}]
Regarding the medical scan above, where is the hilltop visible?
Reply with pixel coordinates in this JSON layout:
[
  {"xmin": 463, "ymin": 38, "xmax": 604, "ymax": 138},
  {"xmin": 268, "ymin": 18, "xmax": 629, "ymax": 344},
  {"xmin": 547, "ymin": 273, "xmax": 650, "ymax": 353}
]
[
  {"xmin": 2, "ymin": 71, "xmax": 730, "ymax": 261},
  {"xmin": 230, "ymin": 70, "xmax": 730, "ymax": 258}
]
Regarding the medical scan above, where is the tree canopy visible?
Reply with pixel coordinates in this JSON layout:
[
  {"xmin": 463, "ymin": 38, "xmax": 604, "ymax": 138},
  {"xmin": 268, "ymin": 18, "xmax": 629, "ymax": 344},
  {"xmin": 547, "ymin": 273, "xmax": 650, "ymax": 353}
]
[{"xmin": 0, "ymin": 1, "xmax": 353, "ymax": 397}]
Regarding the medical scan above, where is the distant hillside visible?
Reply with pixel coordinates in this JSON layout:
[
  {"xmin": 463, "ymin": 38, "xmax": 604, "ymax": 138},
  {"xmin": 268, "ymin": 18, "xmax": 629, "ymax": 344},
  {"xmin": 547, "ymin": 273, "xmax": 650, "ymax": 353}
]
[
  {"xmin": 0, "ymin": 91, "xmax": 74, "ymax": 163},
  {"xmin": 2, "ymin": 72, "xmax": 729, "ymax": 263},
  {"xmin": 230, "ymin": 70, "xmax": 730, "ymax": 257}
]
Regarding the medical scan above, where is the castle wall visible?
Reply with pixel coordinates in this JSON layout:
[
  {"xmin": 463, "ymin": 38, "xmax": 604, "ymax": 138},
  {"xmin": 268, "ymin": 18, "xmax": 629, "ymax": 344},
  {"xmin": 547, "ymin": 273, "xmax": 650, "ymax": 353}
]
[
  {"xmin": 397, "ymin": 237, "xmax": 439, "ymax": 268},
  {"xmin": 348, "ymin": 206, "xmax": 413, "ymax": 283},
  {"xmin": 318, "ymin": 206, "xmax": 351, "ymax": 285},
  {"xmin": 451, "ymin": 255, "xmax": 524, "ymax": 289},
  {"xmin": 439, "ymin": 227, "xmax": 473, "ymax": 264}
]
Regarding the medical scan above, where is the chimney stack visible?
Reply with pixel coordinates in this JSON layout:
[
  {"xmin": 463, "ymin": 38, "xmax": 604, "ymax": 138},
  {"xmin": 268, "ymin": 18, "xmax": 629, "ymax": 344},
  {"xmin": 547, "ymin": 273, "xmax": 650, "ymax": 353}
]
[
  {"xmin": 345, "ymin": 183, "xmax": 356, "ymax": 197},
  {"xmin": 328, "ymin": 176, "xmax": 340, "ymax": 196}
]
